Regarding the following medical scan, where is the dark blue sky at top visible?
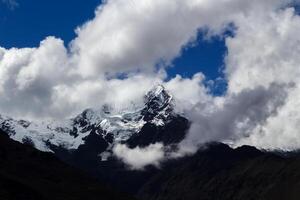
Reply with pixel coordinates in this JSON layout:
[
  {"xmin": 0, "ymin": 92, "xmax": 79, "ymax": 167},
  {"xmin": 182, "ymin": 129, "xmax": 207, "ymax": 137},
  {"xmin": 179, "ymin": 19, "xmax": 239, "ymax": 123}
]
[
  {"xmin": 0, "ymin": 0, "xmax": 227, "ymax": 83},
  {"xmin": 0, "ymin": 0, "xmax": 101, "ymax": 47}
]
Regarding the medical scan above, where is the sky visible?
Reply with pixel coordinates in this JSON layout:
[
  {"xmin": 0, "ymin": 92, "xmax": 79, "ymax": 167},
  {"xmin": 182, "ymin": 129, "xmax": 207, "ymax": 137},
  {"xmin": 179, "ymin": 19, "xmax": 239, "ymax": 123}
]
[
  {"xmin": 3, "ymin": 0, "xmax": 300, "ymax": 168},
  {"xmin": 0, "ymin": 0, "xmax": 100, "ymax": 48}
]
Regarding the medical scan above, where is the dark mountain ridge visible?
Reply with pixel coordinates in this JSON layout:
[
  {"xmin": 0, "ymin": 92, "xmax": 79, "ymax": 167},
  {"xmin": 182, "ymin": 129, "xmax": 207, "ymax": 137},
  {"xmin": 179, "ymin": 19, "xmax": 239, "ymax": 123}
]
[
  {"xmin": 3, "ymin": 123, "xmax": 300, "ymax": 200},
  {"xmin": 138, "ymin": 143, "xmax": 300, "ymax": 200},
  {"xmin": 0, "ymin": 129, "xmax": 134, "ymax": 200}
]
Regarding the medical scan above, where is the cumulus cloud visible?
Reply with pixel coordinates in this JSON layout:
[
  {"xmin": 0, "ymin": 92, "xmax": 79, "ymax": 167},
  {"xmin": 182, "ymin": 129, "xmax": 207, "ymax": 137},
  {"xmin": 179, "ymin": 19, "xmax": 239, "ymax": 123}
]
[
  {"xmin": 174, "ymin": 1, "xmax": 300, "ymax": 152},
  {"xmin": 164, "ymin": 73, "xmax": 212, "ymax": 113},
  {"xmin": 2, "ymin": 0, "xmax": 300, "ymax": 167},
  {"xmin": 234, "ymin": 85, "xmax": 300, "ymax": 150},
  {"xmin": 220, "ymin": 5, "xmax": 300, "ymax": 151},
  {"xmin": 225, "ymin": 7, "xmax": 300, "ymax": 93},
  {"xmin": 113, "ymin": 143, "xmax": 164, "ymax": 170},
  {"xmin": 70, "ymin": 0, "xmax": 292, "ymax": 78},
  {"xmin": 179, "ymin": 83, "xmax": 290, "ymax": 153}
]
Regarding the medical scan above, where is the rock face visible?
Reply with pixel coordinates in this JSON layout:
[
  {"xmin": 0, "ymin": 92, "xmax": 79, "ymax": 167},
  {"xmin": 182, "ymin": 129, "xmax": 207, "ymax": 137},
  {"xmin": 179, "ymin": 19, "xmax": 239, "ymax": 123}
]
[{"xmin": 0, "ymin": 129, "xmax": 134, "ymax": 200}]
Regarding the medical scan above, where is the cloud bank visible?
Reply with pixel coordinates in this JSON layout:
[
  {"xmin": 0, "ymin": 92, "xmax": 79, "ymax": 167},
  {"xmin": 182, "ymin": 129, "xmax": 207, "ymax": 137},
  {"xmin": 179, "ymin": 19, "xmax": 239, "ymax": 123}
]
[{"xmin": 2, "ymin": 0, "xmax": 300, "ymax": 169}]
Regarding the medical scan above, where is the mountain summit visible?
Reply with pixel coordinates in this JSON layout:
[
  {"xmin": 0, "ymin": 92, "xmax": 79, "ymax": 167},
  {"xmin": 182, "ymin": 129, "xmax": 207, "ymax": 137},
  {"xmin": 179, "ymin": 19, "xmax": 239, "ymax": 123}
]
[{"xmin": 142, "ymin": 85, "xmax": 174, "ymax": 123}]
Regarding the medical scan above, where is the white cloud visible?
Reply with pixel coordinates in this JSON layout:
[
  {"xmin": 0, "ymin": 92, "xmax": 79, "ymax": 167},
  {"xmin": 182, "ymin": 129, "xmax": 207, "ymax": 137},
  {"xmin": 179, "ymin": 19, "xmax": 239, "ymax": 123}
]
[
  {"xmin": 179, "ymin": 83, "xmax": 289, "ymax": 153},
  {"xmin": 113, "ymin": 143, "xmax": 164, "ymax": 170},
  {"xmin": 71, "ymin": 0, "xmax": 292, "ymax": 78},
  {"xmin": 219, "ymin": 6, "xmax": 300, "ymax": 151},
  {"xmin": 164, "ymin": 73, "xmax": 212, "ymax": 113},
  {"xmin": 225, "ymin": 7, "xmax": 300, "ymax": 93}
]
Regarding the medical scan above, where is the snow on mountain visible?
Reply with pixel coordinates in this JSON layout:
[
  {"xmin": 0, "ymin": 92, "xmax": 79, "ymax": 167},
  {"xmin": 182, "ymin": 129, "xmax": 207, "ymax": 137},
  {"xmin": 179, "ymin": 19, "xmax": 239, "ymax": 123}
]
[
  {"xmin": 0, "ymin": 114, "xmax": 85, "ymax": 152},
  {"xmin": 0, "ymin": 85, "xmax": 176, "ymax": 153}
]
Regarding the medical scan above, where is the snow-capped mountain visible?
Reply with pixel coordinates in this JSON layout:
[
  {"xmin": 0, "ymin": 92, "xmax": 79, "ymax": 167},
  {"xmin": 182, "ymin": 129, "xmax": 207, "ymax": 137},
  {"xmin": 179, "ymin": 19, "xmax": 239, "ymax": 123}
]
[{"xmin": 0, "ymin": 85, "xmax": 189, "ymax": 157}]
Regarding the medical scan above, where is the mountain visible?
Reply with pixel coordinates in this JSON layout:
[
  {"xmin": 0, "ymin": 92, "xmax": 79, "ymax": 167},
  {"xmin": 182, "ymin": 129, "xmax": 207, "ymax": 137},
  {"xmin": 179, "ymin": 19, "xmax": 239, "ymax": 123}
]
[
  {"xmin": 3, "ymin": 83, "xmax": 300, "ymax": 200},
  {"xmin": 137, "ymin": 143, "xmax": 300, "ymax": 200},
  {"xmin": 0, "ymin": 129, "xmax": 134, "ymax": 200},
  {"xmin": 3, "ymin": 120, "xmax": 300, "ymax": 200},
  {"xmin": 0, "ymin": 85, "xmax": 190, "ymax": 194},
  {"xmin": 0, "ymin": 85, "xmax": 189, "ymax": 154}
]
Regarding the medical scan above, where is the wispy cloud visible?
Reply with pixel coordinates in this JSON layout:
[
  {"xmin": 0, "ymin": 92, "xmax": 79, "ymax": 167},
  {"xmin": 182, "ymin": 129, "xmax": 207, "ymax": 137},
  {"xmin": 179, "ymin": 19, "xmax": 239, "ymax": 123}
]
[{"xmin": 1, "ymin": 0, "xmax": 19, "ymax": 10}]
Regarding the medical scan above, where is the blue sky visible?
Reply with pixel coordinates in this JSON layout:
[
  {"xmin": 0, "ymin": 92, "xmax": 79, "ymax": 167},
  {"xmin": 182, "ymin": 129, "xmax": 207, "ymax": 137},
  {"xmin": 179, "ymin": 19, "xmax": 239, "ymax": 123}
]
[
  {"xmin": 0, "ymin": 0, "xmax": 226, "ymax": 81},
  {"xmin": 0, "ymin": 0, "xmax": 100, "ymax": 47}
]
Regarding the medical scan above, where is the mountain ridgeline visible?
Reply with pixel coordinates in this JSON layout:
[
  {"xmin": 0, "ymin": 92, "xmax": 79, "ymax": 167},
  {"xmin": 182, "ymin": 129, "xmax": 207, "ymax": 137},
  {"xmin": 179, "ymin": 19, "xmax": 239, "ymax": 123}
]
[{"xmin": 2, "ymin": 85, "xmax": 300, "ymax": 200}]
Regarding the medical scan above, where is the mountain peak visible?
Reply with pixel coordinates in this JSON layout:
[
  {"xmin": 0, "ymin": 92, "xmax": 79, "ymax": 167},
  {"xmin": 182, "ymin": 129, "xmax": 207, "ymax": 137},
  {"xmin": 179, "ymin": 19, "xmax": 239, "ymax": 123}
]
[
  {"xmin": 142, "ymin": 85, "xmax": 174, "ymax": 122},
  {"xmin": 145, "ymin": 85, "xmax": 170, "ymax": 102},
  {"xmin": 148, "ymin": 84, "xmax": 165, "ymax": 96}
]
